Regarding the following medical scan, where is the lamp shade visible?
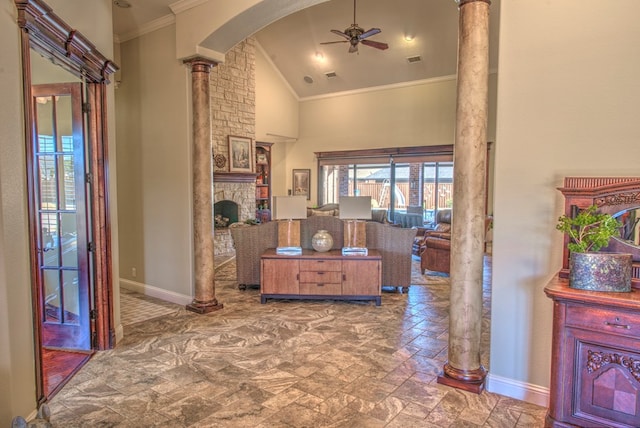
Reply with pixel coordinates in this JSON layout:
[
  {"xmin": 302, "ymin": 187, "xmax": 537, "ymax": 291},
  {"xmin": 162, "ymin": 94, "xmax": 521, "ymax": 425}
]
[
  {"xmin": 339, "ymin": 196, "xmax": 372, "ymax": 220},
  {"xmin": 273, "ymin": 196, "xmax": 307, "ymax": 220}
]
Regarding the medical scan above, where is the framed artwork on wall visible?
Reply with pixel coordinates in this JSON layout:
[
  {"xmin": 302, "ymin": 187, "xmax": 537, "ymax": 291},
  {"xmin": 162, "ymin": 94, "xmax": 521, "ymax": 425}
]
[
  {"xmin": 292, "ymin": 169, "xmax": 311, "ymax": 200},
  {"xmin": 228, "ymin": 135, "xmax": 253, "ymax": 172}
]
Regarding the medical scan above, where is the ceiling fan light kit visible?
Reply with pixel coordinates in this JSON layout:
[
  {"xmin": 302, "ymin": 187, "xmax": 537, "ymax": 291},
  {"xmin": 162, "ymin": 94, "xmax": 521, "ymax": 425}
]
[{"xmin": 320, "ymin": 0, "xmax": 389, "ymax": 54}]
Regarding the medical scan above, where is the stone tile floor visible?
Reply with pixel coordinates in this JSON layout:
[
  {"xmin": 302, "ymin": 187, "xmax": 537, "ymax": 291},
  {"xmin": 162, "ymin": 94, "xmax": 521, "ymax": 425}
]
[{"xmin": 47, "ymin": 256, "xmax": 547, "ymax": 427}]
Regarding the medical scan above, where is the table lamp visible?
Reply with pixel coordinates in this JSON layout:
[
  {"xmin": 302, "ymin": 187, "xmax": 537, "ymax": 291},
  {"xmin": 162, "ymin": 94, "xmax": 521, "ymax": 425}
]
[
  {"xmin": 339, "ymin": 196, "xmax": 372, "ymax": 256},
  {"xmin": 273, "ymin": 195, "xmax": 307, "ymax": 255}
]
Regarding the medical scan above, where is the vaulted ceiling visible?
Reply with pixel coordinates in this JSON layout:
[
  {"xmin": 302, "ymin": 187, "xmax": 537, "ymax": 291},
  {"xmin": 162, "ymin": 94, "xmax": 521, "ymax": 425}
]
[{"xmin": 113, "ymin": 0, "xmax": 500, "ymax": 99}]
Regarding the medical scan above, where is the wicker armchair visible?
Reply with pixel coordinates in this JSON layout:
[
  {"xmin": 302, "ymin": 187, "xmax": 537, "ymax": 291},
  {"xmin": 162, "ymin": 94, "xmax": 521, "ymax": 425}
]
[
  {"xmin": 366, "ymin": 222, "xmax": 417, "ymax": 293},
  {"xmin": 230, "ymin": 221, "xmax": 277, "ymax": 290}
]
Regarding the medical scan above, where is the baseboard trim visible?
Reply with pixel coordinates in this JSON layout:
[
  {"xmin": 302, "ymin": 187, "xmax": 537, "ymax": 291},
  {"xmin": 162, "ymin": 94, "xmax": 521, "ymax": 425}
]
[
  {"xmin": 486, "ymin": 373, "xmax": 550, "ymax": 408},
  {"xmin": 115, "ymin": 323, "xmax": 124, "ymax": 343},
  {"xmin": 119, "ymin": 278, "xmax": 192, "ymax": 306}
]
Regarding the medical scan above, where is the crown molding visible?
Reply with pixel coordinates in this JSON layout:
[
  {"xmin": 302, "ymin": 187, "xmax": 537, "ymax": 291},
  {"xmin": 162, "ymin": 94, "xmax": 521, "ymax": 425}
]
[
  {"xmin": 117, "ymin": 14, "xmax": 176, "ymax": 43},
  {"xmin": 169, "ymin": 0, "xmax": 209, "ymax": 15}
]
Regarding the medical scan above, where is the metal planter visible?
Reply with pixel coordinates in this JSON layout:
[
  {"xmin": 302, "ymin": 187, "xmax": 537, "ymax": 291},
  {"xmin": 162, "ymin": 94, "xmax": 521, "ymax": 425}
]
[{"xmin": 569, "ymin": 252, "xmax": 632, "ymax": 292}]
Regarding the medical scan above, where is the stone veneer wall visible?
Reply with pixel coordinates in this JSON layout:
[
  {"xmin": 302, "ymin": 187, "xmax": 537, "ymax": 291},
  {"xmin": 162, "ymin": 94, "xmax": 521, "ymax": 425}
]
[
  {"xmin": 210, "ymin": 38, "xmax": 256, "ymax": 256},
  {"xmin": 211, "ymin": 37, "xmax": 256, "ymax": 174}
]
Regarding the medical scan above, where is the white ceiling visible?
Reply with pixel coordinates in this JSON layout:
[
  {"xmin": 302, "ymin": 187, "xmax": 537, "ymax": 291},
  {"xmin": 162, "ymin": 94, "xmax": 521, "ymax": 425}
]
[{"xmin": 112, "ymin": 0, "xmax": 500, "ymax": 99}]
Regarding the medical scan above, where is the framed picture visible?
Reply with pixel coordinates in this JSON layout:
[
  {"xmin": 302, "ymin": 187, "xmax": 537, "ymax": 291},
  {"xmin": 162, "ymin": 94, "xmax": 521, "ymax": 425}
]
[
  {"xmin": 292, "ymin": 169, "xmax": 311, "ymax": 200},
  {"xmin": 228, "ymin": 135, "xmax": 253, "ymax": 172},
  {"xmin": 256, "ymin": 152, "xmax": 268, "ymax": 165}
]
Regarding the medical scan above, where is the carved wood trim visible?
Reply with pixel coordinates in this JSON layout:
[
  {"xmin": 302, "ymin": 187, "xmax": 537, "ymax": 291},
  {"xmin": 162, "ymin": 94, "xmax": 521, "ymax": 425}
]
[
  {"xmin": 214, "ymin": 172, "xmax": 257, "ymax": 183},
  {"xmin": 15, "ymin": 0, "xmax": 118, "ymax": 83},
  {"xmin": 315, "ymin": 144, "xmax": 454, "ymax": 160},
  {"xmin": 587, "ymin": 350, "xmax": 640, "ymax": 383},
  {"xmin": 558, "ymin": 177, "xmax": 640, "ymax": 289}
]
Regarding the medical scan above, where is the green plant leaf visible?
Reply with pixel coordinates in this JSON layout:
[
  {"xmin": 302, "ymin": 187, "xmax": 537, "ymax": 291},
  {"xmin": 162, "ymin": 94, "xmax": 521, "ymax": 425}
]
[{"xmin": 556, "ymin": 205, "xmax": 622, "ymax": 253}]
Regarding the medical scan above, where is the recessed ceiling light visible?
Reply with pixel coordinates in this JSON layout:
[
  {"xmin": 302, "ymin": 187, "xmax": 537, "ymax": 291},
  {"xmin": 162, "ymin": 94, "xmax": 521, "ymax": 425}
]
[
  {"xmin": 113, "ymin": 0, "xmax": 131, "ymax": 8},
  {"xmin": 404, "ymin": 34, "xmax": 415, "ymax": 42},
  {"xmin": 303, "ymin": 75, "xmax": 314, "ymax": 84}
]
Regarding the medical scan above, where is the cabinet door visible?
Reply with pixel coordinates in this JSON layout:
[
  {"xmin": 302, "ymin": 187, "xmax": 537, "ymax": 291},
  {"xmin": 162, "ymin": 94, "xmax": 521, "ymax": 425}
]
[
  {"xmin": 567, "ymin": 328, "xmax": 640, "ymax": 427},
  {"xmin": 261, "ymin": 259, "xmax": 299, "ymax": 294},
  {"xmin": 342, "ymin": 260, "xmax": 380, "ymax": 296}
]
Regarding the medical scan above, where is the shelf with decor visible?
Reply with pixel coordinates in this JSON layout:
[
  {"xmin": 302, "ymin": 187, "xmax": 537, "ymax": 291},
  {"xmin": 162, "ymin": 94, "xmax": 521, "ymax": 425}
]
[{"xmin": 255, "ymin": 142, "xmax": 272, "ymax": 223}]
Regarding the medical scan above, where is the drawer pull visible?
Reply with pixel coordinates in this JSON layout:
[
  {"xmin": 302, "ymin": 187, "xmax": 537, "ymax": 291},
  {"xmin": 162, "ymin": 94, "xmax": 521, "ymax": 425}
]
[
  {"xmin": 317, "ymin": 272, "xmax": 325, "ymax": 275},
  {"xmin": 317, "ymin": 283, "xmax": 324, "ymax": 287},
  {"xmin": 604, "ymin": 321, "xmax": 630, "ymax": 329},
  {"xmin": 343, "ymin": 274, "xmax": 346, "ymax": 281}
]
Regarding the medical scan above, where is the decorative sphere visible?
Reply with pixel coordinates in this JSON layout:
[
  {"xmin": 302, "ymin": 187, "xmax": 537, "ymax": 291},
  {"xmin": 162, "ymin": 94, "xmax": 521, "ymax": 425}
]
[{"xmin": 312, "ymin": 230, "xmax": 333, "ymax": 252}]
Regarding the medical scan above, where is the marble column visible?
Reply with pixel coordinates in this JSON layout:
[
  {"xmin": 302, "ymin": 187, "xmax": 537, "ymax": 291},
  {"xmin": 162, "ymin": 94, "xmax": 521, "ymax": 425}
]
[
  {"xmin": 437, "ymin": 0, "xmax": 490, "ymax": 393},
  {"xmin": 184, "ymin": 57, "xmax": 223, "ymax": 314}
]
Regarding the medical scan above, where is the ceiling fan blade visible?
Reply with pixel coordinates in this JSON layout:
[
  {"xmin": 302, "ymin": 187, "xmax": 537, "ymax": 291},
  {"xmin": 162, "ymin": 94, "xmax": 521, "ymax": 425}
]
[
  {"xmin": 361, "ymin": 39, "xmax": 389, "ymax": 50},
  {"xmin": 320, "ymin": 40, "xmax": 349, "ymax": 45},
  {"xmin": 359, "ymin": 28, "xmax": 381, "ymax": 40},
  {"xmin": 330, "ymin": 29, "xmax": 350, "ymax": 40}
]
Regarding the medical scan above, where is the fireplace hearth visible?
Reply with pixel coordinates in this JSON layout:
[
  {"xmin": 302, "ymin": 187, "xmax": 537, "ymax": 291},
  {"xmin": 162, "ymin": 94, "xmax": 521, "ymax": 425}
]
[{"xmin": 214, "ymin": 200, "xmax": 238, "ymax": 228}]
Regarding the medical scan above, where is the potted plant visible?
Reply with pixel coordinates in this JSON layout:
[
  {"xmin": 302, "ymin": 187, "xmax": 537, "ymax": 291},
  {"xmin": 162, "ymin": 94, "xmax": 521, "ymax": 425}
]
[{"xmin": 556, "ymin": 204, "xmax": 632, "ymax": 292}]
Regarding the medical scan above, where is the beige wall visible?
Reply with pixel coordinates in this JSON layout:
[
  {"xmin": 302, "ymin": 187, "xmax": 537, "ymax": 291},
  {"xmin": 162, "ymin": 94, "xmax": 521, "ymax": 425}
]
[
  {"xmin": 255, "ymin": 45, "xmax": 299, "ymax": 199},
  {"xmin": 0, "ymin": 0, "xmax": 117, "ymax": 423},
  {"xmin": 290, "ymin": 74, "xmax": 498, "ymax": 206},
  {"xmin": 116, "ymin": 24, "xmax": 193, "ymax": 300},
  {"xmin": 0, "ymin": 0, "xmax": 33, "ymax": 422},
  {"xmin": 491, "ymin": 0, "xmax": 640, "ymax": 399}
]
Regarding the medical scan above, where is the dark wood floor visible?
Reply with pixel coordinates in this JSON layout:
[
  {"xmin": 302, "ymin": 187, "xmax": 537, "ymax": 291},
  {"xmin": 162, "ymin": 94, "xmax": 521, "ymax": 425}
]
[{"xmin": 42, "ymin": 348, "xmax": 92, "ymax": 399}]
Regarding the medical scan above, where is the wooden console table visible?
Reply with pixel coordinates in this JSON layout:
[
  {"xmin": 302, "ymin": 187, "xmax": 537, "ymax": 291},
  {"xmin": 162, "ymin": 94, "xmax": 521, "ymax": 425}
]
[
  {"xmin": 260, "ymin": 249, "xmax": 382, "ymax": 305},
  {"xmin": 544, "ymin": 276, "xmax": 640, "ymax": 427}
]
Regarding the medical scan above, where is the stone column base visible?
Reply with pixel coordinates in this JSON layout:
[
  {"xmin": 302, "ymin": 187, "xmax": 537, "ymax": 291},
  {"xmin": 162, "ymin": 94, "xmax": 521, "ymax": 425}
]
[
  {"xmin": 186, "ymin": 300, "xmax": 224, "ymax": 314},
  {"xmin": 437, "ymin": 362, "xmax": 487, "ymax": 394}
]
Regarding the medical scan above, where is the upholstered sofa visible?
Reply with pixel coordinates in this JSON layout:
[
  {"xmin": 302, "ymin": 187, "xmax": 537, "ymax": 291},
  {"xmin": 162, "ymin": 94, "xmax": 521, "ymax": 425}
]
[
  {"xmin": 230, "ymin": 216, "xmax": 415, "ymax": 293},
  {"xmin": 419, "ymin": 209, "xmax": 452, "ymax": 274}
]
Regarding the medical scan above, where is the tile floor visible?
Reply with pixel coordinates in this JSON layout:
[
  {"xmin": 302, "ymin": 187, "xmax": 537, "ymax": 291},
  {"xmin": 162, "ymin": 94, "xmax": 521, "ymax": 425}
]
[{"xmin": 46, "ymin": 256, "xmax": 548, "ymax": 427}]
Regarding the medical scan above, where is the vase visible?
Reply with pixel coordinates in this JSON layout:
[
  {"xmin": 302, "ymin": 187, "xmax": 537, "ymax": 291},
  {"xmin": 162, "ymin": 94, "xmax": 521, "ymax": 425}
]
[
  {"xmin": 312, "ymin": 230, "xmax": 333, "ymax": 252},
  {"xmin": 569, "ymin": 252, "xmax": 632, "ymax": 292}
]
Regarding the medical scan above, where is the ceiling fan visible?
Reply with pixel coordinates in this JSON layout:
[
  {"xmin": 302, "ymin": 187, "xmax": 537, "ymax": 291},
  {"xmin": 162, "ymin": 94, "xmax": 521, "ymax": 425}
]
[{"xmin": 320, "ymin": 0, "xmax": 389, "ymax": 54}]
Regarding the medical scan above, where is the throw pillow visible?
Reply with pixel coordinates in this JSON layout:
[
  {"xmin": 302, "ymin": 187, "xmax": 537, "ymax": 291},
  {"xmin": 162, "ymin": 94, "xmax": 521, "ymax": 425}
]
[{"xmin": 309, "ymin": 209, "xmax": 335, "ymax": 216}]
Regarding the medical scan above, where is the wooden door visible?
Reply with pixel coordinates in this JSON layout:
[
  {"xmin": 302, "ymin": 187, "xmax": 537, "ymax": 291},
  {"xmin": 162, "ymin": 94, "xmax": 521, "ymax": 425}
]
[{"xmin": 32, "ymin": 83, "xmax": 92, "ymax": 351}]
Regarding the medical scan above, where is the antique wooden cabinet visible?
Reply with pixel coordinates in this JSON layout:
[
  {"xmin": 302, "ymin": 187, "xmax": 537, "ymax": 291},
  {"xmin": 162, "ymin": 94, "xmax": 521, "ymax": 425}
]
[
  {"xmin": 255, "ymin": 142, "xmax": 272, "ymax": 222},
  {"xmin": 547, "ymin": 176, "xmax": 640, "ymax": 427},
  {"xmin": 260, "ymin": 249, "xmax": 382, "ymax": 305},
  {"xmin": 545, "ymin": 277, "xmax": 640, "ymax": 427}
]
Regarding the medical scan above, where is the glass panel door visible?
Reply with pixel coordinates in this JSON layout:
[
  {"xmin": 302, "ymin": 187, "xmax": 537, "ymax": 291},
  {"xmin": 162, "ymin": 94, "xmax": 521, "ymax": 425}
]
[{"xmin": 33, "ymin": 83, "xmax": 91, "ymax": 350}]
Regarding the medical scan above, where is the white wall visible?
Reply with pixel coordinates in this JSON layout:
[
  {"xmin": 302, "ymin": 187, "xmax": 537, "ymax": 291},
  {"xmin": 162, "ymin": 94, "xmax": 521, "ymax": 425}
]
[
  {"xmin": 490, "ymin": 0, "xmax": 640, "ymax": 403},
  {"xmin": 116, "ymin": 24, "xmax": 193, "ymax": 302}
]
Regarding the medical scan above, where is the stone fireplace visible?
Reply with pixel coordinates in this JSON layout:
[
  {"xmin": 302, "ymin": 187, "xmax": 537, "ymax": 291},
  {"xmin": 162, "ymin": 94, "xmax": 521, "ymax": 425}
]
[{"xmin": 213, "ymin": 173, "xmax": 256, "ymax": 256}]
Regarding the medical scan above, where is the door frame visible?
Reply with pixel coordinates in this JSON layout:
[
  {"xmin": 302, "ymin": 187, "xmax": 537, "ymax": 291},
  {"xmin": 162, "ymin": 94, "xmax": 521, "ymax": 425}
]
[{"xmin": 16, "ymin": 0, "xmax": 118, "ymax": 404}]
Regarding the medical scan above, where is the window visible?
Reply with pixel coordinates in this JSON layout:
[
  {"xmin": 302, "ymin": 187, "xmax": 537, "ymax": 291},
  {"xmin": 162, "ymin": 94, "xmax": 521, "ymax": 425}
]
[{"xmin": 316, "ymin": 145, "xmax": 454, "ymax": 226}]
